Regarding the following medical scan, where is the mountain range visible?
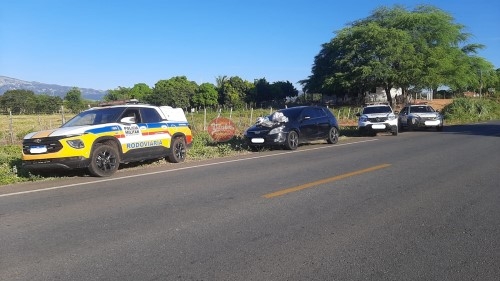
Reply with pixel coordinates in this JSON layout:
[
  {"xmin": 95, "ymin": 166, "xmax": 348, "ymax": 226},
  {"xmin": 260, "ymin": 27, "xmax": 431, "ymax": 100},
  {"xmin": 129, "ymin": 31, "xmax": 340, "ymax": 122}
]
[{"xmin": 0, "ymin": 76, "xmax": 107, "ymax": 100}]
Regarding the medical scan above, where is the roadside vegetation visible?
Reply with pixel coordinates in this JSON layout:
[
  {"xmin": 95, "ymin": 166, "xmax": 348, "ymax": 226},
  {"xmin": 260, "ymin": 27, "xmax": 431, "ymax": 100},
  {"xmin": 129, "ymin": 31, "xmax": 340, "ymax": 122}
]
[{"xmin": 441, "ymin": 97, "xmax": 500, "ymax": 123}]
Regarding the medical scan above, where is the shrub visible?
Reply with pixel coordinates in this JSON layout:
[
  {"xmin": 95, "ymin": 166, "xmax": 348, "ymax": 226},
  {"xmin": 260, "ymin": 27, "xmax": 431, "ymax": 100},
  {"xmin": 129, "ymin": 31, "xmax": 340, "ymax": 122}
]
[
  {"xmin": 0, "ymin": 145, "xmax": 42, "ymax": 185},
  {"xmin": 442, "ymin": 98, "xmax": 500, "ymax": 123}
]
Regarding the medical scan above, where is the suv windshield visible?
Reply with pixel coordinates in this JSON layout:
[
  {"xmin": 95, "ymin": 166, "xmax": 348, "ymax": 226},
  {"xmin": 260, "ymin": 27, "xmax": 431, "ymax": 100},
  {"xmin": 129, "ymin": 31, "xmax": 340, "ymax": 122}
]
[
  {"xmin": 62, "ymin": 107, "xmax": 126, "ymax": 127},
  {"xmin": 410, "ymin": 106, "xmax": 434, "ymax": 113},
  {"xmin": 363, "ymin": 106, "xmax": 392, "ymax": 114}
]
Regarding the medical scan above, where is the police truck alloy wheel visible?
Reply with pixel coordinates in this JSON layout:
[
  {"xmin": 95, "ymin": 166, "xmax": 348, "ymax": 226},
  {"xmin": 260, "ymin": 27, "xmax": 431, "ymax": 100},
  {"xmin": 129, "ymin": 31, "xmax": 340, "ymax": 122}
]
[
  {"xmin": 88, "ymin": 143, "xmax": 119, "ymax": 177},
  {"xmin": 168, "ymin": 137, "xmax": 186, "ymax": 163}
]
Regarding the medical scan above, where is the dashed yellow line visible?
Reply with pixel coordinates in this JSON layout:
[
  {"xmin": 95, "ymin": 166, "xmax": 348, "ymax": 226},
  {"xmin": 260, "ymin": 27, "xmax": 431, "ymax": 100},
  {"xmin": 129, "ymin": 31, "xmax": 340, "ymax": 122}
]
[{"xmin": 263, "ymin": 164, "xmax": 391, "ymax": 198}]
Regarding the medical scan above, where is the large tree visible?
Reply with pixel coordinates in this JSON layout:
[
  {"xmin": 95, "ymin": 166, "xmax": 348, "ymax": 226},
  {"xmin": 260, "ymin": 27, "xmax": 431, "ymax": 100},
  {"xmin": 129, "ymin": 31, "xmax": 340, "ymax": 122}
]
[
  {"xmin": 251, "ymin": 79, "xmax": 299, "ymax": 105},
  {"xmin": 0, "ymin": 89, "xmax": 37, "ymax": 114},
  {"xmin": 146, "ymin": 76, "xmax": 197, "ymax": 108},
  {"xmin": 192, "ymin": 82, "xmax": 218, "ymax": 108},
  {"xmin": 216, "ymin": 76, "xmax": 254, "ymax": 108},
  {"xmin": 103, "ymin": 86, "xmax": 132, "ymax": 101},
  {"xmin": 34, "ymin": 94, "xmax": 63, "ymax": 113},
  {"xmin": 302, "ymin": 5, "xmax": 490, "ymax": 105},
  {"xmin": 64, "ymin": 87, "xmax": 86, "ymax": 113},
  {"xmin": 129, "ymin": 83, "xmax": 152, "ymax": 101}
]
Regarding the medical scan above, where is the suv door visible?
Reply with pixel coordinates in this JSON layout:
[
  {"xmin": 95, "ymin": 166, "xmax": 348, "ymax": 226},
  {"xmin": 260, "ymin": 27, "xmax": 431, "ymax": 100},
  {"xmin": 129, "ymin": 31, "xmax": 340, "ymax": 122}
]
[
  {"xmin": 118, "ymin": 108, "xmax": 149, "ymax": 160},
  {"xmin": 315, "ymin": 108, "xmax": 330, "ymax": 138},
  {"xmin": 399, "ymin": 106, "xmax": 409, "ymax": 125},
  {"xmin": 298, "ymin": 108, "xmax": 315, "ymax": 139},
  {"xmin": 300, "ymin": 107, "xmax": 326, "ymax": 139}
]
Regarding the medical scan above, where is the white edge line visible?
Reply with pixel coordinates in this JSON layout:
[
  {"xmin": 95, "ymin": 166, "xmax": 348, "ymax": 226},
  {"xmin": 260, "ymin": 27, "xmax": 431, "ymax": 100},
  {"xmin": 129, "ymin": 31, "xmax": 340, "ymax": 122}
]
[{"xmin": 0, "ymin": 139, "xmax": 379, "ymax": 198}]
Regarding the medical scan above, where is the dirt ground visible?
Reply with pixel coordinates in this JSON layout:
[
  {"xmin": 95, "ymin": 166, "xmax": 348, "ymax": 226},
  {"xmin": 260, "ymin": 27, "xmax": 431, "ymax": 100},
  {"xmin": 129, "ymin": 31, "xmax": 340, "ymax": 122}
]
[
  {"xmin": 394, "ymin": 98, "xmax": 453, "ymax": 111},
  {"xmin": 421, "ymin": 99, "xmax": 453, "ymax": 111}
]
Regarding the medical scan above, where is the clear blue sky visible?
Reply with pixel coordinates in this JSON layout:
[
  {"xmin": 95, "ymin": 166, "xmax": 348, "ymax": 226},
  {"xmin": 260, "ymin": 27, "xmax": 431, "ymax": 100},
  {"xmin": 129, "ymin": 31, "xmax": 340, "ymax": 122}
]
[{"xmin": 1, "ymin": 0, "xmax": 499, "ymax": 91}]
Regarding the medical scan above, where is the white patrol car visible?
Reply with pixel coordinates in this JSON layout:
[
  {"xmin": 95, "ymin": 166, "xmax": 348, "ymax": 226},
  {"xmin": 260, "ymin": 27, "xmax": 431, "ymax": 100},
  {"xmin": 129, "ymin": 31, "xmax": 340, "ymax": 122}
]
[
  {"xmin": 398, "ymin": 103, "xmax": 444, "ymax": 131},
  {"xmin": 356, "ymin": 103, "xmax": 398, "ymax": 136},
  {"xmin": 22, "ymin": 101, "xmax": 193, "ymax": 177}
]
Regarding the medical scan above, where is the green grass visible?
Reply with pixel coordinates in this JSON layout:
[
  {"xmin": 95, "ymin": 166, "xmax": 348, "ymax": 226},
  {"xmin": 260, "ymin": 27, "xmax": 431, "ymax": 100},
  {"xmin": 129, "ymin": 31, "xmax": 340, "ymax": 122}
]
[{"xmin": 441, "ymin": 97, "xmax": 500, "ymax": 123}]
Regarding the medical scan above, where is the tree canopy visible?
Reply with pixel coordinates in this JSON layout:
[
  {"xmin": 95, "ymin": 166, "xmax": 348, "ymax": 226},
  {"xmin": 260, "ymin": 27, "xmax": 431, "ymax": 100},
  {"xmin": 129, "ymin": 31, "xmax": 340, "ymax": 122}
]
[
  {"xmin": 64, "ymin": 87, "xmax": 86, "ymax": 113},
  {"xmin": 0, "ymin": 90, "xmax": 64, "ymax": 114},
  {"xmin": 300, "ymin": 4, "xmax": 497, "ymax": 105}
]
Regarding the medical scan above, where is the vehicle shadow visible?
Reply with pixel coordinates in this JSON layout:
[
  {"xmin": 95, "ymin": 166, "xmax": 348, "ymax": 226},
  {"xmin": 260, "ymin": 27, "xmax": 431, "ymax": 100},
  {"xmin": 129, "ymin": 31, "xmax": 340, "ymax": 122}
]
[
  {"xmin": 441, "ymin": 122, "xmax": 500, "ymax": 137},
  {"xmin": 339, "ymin": 122, "xmax": 500, "ymax": 138},
  {"xmin": 339, "ymin": 126, "xmax": 360, "ymax": 137}
]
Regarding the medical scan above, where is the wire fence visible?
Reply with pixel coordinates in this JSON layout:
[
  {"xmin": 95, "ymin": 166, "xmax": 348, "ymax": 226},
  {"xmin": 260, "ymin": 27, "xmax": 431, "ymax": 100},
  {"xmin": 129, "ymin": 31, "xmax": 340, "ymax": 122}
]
[{"xmin": 2, "ymin": 106, "xmax": 362, "ymax": 145}]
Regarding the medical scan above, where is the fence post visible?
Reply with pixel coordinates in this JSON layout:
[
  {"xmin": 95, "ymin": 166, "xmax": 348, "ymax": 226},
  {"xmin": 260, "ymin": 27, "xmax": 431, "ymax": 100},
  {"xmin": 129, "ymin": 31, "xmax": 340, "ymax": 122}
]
[
  {"xmin": 9, "ymin": 110, "xmax": 14, "ymax": 144},
  {"xmin": 250, "ymin": 108, "xmax": 253, "ymax": 126},
  {"xmin": 203, "ymin": 108, "xmax": 207, "ymax": 131},
  {"xmin": 61, "ymin": 105, "xmax": 66, "ymax": 124}
]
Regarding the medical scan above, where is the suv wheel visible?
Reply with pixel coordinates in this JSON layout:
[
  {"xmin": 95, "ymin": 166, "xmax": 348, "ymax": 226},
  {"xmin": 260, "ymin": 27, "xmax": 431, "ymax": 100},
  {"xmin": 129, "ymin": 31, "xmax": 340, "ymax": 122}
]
[
  {"xmin": 327, "ymin": 127, "xmax": 339, "ymax": 144},
  {"xmin": 284, "ymin": 131, "xmax": 299, "ymax": 150},
  {"xmin": 168, "ymin": 137, "xmax": 187, "ymax": 163},
  {"xmin": 391, "ymin": 125, "xmax": 398, "ymax": 136},
  {"xmin": 88, "ymin": 143, "xmax": 120, "ymax": 177}
]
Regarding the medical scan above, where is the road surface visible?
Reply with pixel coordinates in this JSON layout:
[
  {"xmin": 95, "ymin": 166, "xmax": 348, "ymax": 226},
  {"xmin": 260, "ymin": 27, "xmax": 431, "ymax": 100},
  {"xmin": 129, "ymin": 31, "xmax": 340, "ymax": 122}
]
[{"xmin": 1, "ymin": 121, "xmax": 499, "ymax": 280}]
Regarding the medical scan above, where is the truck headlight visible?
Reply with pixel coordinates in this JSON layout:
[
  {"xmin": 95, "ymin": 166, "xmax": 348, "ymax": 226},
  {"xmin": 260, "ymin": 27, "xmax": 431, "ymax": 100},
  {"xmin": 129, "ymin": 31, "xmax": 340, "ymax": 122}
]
[{"xmin": 66, "ymin": 139, "xmax": 85, "ymax": 149}]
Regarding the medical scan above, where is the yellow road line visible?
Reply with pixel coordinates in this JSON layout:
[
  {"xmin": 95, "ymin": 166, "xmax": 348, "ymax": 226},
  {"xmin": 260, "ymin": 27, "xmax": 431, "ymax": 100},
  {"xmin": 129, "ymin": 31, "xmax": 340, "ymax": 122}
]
[{"xmin": 263, "ymin": 164, "xmax": 391, "ymax": 198}]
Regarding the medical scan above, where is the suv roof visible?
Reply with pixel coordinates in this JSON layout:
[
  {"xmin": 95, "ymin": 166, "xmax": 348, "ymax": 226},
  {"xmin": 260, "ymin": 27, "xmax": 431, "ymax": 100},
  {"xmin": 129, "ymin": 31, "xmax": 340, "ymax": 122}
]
[{"xmin": 89, "ymin": 104, "xmax": 188, "ymax": 122}]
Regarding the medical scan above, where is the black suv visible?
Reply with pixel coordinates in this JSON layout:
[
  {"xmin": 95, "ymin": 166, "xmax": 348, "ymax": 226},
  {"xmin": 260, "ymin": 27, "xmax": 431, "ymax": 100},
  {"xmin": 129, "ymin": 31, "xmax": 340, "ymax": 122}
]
[{"xmin": 244, "ymin": 106, "xmax": 339, "ymax": 150}]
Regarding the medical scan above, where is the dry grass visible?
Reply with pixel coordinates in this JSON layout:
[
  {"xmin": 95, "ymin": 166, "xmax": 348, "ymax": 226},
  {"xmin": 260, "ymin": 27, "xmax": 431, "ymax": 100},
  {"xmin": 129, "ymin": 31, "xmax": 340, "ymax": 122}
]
[{"xmin": 1, "ymin": 114, "xmax": 73, "ymax": 145}]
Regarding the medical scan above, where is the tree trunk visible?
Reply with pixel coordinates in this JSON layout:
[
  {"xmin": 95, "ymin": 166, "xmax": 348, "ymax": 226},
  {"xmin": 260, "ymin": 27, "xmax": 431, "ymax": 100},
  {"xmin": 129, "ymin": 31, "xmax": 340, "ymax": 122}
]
[{"xmin": 384, "ymin": 86, "xmax": 393, "ymax": 107}]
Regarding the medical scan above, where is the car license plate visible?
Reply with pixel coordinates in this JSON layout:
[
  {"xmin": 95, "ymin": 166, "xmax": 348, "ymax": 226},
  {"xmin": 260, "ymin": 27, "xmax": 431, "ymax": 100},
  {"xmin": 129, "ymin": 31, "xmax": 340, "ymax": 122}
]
[
  {"xmin": 372, "ymin": 124, "xmax": 386, "ymax": 129},
  {"xmin": 424, "ymin": 120, "xmax": 440, "ymax": 126},
  {"xmin": 30, "ymin": 145, "xmax": 47, "ymax": 153},
  {"xmin": 251, "ymin": 138, "xmax": 265, "ymax": 143}
]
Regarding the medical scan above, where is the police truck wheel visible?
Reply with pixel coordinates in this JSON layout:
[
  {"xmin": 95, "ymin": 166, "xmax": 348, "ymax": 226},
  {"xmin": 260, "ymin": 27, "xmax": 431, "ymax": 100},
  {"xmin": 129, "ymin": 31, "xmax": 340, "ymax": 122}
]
[
  {"xmin": 167, "ymin": 137, "xmax": 187, "ymax": 163},
  {"xmin": 88, "ymin": 143, "xmax": 119, "ymax": 177}
]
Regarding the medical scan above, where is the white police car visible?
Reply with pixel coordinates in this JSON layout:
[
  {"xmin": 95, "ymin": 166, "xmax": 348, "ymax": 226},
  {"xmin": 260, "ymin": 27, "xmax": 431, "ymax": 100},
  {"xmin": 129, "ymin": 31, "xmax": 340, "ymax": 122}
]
[{"xmin": 356, "ymin": 103, "xmax": 398, "ymax": 136}]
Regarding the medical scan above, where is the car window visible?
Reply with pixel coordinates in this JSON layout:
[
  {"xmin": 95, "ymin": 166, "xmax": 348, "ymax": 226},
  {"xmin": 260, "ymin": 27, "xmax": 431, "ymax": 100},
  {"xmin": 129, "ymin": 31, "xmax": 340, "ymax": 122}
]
[
  {"xmin": 410, "ymin": 106, "xmax": 434, "ymax": 113},
  {"xmin": 314, "ymin": 108, "xmax": 327, "ymax": 118},
  {"xmin": 302, "ymin": 107, "xmax": 324, "ymax": 119},
  {"xmin": 62, "ymin": 107, "xmax": 125, "ymax": 127},
  {"xmin": 121, "ymin": 109, "xmax": 141, "ymax": 123},
  {"xmin": 141, "ymin": 108, "xmax": 162, "ymax": 123},
  {"xmin": 363, "ymin": 106, "xmax": 392, "ymax": 114},
  {"xmin": 278, "ymin": 108, "xmax": 302, "ymax": 120}
]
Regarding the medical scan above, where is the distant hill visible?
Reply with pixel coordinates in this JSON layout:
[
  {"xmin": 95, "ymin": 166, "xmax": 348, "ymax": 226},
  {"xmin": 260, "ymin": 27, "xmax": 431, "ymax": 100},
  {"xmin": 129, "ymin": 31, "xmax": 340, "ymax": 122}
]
[{"xmin": 0, "ymin": 76, "xmax": 106, "ymax": 100}]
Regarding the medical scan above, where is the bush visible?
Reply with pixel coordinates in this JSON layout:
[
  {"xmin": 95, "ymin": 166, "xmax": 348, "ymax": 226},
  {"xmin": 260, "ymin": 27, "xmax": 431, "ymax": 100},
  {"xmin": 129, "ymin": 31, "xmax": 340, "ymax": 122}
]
[
  {"xmin": 188, "ymin": 132, "xmax": 248, "ymax": 160},
  {"xmin": 0, "ymin": 145, "xmax": 42, "ymax": 185},
  {"xmin": 441, "ymin": 98, "xmax": 500, "ymax": 123}
]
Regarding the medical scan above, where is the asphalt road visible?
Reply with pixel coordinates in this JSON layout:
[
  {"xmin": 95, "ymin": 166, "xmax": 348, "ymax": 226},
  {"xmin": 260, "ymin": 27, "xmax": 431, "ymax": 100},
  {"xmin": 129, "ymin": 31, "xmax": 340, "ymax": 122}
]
[{"xmin": 1, "ymin": 121, "xmax": 499, "ymax": 281}]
